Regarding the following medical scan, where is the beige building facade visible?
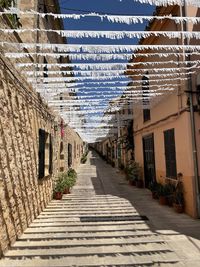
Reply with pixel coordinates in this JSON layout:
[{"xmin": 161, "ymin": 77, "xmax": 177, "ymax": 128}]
[
  {"xmin": 129, "ymin": 5, "xmax": 200, "ymax": 218},
  {"xmin": 0, "ymin": 0, "xmax": 84, "ymax": 256}
]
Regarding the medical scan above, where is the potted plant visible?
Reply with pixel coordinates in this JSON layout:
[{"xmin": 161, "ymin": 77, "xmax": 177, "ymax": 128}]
[
  {"xmin": 81, "ymin": 153, "xmax": 87, "ymax": 164},
  {"xmin": 173, "ymin": 179, "xmax": 184, "ymax": 213},
  {"xmin": 125, "ymin": 165, "xmax": 135, "ymax": 185},
  {"xmin": 157, "ymin": 183, "xmax": 168, "ymax": 205},
  {"xmin": 165, "ymin": 182, "xmax": 176, "ymax": 206},
  {"xmin": 68, "ymin": 168, "xmax": 77, "ymax": 179},
  {"xmin": 111, "ymin": 161, "xmax": 115, "ymax": 168},
  {"xmin": 129, "ymin": 162, "xmax": 143, "ymax": 188},
  {"xmin": 149, "ymin": 181, "xmax": 159, "ymax": 199},
  {"xmin": 62, "ymin": 175, "xmax": 76, "ymax": 194},
  {"xmin": 53, "ymin": 179, "xmax": 64, "ymax": 200}
]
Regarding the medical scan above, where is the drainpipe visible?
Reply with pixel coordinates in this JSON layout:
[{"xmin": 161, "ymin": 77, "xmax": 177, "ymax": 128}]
[{"xmin": 182, "ymin": 3, "xmax": 200, "ymax": 217}]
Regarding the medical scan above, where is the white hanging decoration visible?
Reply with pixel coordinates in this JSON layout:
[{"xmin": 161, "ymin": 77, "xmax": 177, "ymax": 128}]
[
  {"xmin": 4, "ymin": 51, "xmax": 200, "ymax": 61},
  {"xmin": 128, "ymin": 0, "xmax": 200, "ymax": 7},
  {"xmin": 36, "ymin": 85, "xmax": 178, "ymax": 97},
  {"xmin": 16, "ymin": 60, "xmax": 200, "ymax": 70},
  {"xmin": 35, "ymin": 75, "xmax": 189, "ymax": 89},
  {"xmin": 1, "ymin": 8, "xmax": 200, "ymax": 24},
  {"xmin": 2, "ymin": 29, "xmax": 200, "ymax": 40},
  {"xmin": 2, "ymin": 42, "xmax": 200, "ymax": 53},
  {"xmin": 28, "ymin": 74, "xmax": 188, "ymax": 84},
  {"xmin": 4, "ymin": 52, "xmax": 133, "ymax": 61},
  {"xmin": 24, "ymin": 70, "xmax": 194, "ymax": 78}
]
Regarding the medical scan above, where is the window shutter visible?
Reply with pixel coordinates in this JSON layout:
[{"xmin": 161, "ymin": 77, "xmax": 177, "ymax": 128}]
[
  {"xmin": 164, "ymin": 129, "xmax": 177, "ymax": 178},
  {"xmin": 38, "ymin": 129, "xmax": 45, "ymax": 179},
  {"xmin": 49, "ymin": 134, "xmax": 53, "ymax": 174}
]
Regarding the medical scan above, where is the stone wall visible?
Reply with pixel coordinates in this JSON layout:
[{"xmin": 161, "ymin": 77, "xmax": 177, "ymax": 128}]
[{"xmin": 0, "ymin": 54, "xmax": 84, "ymax": 256}]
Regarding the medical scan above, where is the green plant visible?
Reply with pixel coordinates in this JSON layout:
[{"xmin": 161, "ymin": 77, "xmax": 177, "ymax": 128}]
[
  {"xmin": 0, "ymin": 0, "xmax": 13, "ymax": 8},
  {"xmin": 62, "ymin": 175, "xmax": 76, "ymax": 189},
  {"xmin": 149, "ymin": 181, "xmax": 158, "ymax": 192},
  {"xmin": 173, "ymin": 180, "xmax": 184, "ymax": 205},
  {"xmin": 157, "ymin": 183, "xmax": 169, "ymax": 197},
  {"xmin": 126, "ymin": 161, "xmax": 142, "ymax": 181},
  {"xmin": 54, "ymin": 179, "xmax": 64, "ymax": 193},
  {"xmin": 81, "ymin": 154, "xmax": 87, "ymax": 163},
  {"xmin": 68, "ymin": 168, "xmax": 77, "ymax": 179},
  {"xmin": 81, "ymin": 151, "xmax": 88, "ymax": 164}
]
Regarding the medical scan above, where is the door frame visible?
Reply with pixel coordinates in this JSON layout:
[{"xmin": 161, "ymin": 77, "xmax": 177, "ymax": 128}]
[{"xmin": 142, "ymin": 133, "xmax": 156, "ymax": 188}]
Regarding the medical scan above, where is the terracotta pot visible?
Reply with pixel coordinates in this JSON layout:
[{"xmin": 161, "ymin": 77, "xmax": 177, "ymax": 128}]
[
  {"xmin": 136, "ymin": 180, "xmax": 143, "ymax": 188},
  {"xmin": 54, "ymin": 192, "xmax": 63, "ymax": 200},
  {"xmin": 173, "ymin": 203, "xmax": 184, "ymax": 213},
  {"xmin": 129, "ymin": 180, "xmax": 136, "ymax": 186},
  {"xmin": 63, "ymin": 187, "xmax": 70, "ymax": 194},
  {"xmin": 159, "ymin": 196, "xmax": 167, "ymax": 205},
  {"xmin": 167, "ymin": 196, "xmax": 174, "ymax": 207},
  {"xmin": 152, "ymin": 191, "xmax": 158, "ymax": 199}
]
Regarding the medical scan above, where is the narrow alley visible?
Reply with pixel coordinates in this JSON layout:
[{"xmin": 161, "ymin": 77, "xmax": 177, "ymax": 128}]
[{"xmin": 0, "ymin": 150, "xmax": 199, "ymax": 267}]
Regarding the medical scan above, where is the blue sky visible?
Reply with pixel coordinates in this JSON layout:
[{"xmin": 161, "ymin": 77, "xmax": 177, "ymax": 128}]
[
  {"xmin": 59, "ymin": 0, "xmax": 155, "ymax": 44},
  {"xmin": 57, "ymin": 0, "xmax": 155, "ymax": 130}
]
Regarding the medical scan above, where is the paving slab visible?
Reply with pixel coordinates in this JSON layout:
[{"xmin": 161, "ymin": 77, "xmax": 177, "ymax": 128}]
[{"xmin": 0, "ymin": 150, "xmax": 199, "ymax": 267}]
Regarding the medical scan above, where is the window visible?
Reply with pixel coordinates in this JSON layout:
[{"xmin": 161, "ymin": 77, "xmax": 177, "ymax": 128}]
[
  {"xmin": 43, "ymin": 57, "xmax": 48, "ymax": 78},
  {"xmin": 142, "ymin": 74, "xmax": 151, "ymax": 122},
  {"xmin": 68, "ymin": 143, "xmax": 72, "ymax": 167},
  {"xmin": 74, "ymin": 141, "xmax": 76, "ymax": 159},
  {"xmin": 1, "ymin": 0, "xmax": 20, "ymax": 27},
  {"xmin": 38, "ymin": 129, "xmax": 53, "ymax": 179},
  {"xmin": 196, "ymin": 73, "xmax": 200, "ymax": 105},
  {"xmin": 164, "ymin": 129, "xmax": 177, "ymax": 178}
]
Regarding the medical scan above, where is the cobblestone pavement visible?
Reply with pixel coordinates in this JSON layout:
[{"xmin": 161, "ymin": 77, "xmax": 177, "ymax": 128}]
[{"xmin": 0, "ymin": 150, "xmax": 200, "ymax": 267}]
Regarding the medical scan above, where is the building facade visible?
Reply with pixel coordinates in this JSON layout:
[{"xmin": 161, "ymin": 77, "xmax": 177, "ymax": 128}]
[
  {"xmin": 128, "ymin": 5, "xmax": 200, "ymax": 218},
  {"xmin": 0, "ymin": 0, "xmax": 84, "ymax": 256}
]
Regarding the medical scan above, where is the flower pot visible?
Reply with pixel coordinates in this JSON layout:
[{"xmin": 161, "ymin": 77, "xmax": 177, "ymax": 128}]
[
  {"xmin": 54, "ymin": 192, "xmax": 63, "ymax": 200},
  {"xmin": 167, "ymin": 196, "xmax": 174, "ymax": 207},
  {"xmin": 63, "ymin": 187, "xmax": 70, "ymax": 194},
  {"xmin": 173, "ymin": 203, "xmax": 184, "ymax": 213},
  {"xmin": 129, "ymin": 180, "xmax": 136, "ymax": 186},
  {"xmin": 136, "ymin": 180, "xmax": 143, "ymax": 188},
  {"xmin": 152, "ymin": 191, "xmax": 158, "ymax": 199},
  {"xmin": 159, "ymin": 196, "xmax": 167, "ymax": 205}
]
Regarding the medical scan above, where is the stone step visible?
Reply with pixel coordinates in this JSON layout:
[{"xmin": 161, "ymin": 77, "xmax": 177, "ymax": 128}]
[
  {"xmin": 33, "ymin": 215, "xmax": 148, "ymax": 223},
  {"xmin": 58, "ymin": 195, "xmax": 128, "ymax": 199},
  {"xmin": 19, "ymin": 230, "xmax": 155, "ymax": 240},
  {"xmin": 57, "ymin": 197, "xmax": 130, "ymax": 201},
  {"xmin": 0, "ymin": 253, "xmax": 180, "ymax": 267},
  {"xmin": 29, "ymin": 221, "xmax": 145, "ymax": 227},
  {"xmin": 51, "ymin": 201, "xmax": 131, "ymax": 205},
  {"xmin": 44, "ymin": 207, "xmax": 135, "ymax": 211},
  {"xmin": 5, "ymin": 243, "xmax": 172, "ymax": 257},
  {"xmin": 37, "ymin": 212, "xmax": 138, "ymax": 218},
  {"xmin": 38, "ymin": 211, "xmax": 137, "ymax": 216},
  {"xmin": 46, "ymin": 204, "xmax": 133, "ymax": 209},
  {"xmin": 24, "ymin": 224, "xmax": 149, "ymax": 233},
  {"xmin": 12, "ymin": 237, "xmax": 166, "ymax": 248}
]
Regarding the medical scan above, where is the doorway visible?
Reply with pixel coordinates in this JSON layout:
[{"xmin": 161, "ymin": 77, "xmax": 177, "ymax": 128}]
[{"xmin": 142, "ymin": 134, "xmax": 156, "ymax": 188}]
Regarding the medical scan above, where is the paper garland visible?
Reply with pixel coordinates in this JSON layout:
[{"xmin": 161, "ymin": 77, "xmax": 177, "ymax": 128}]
[
  {"xmin": 2, "ymin": 42, "xmax": 200, "ymax": 53},
  {"xmin": 1, "ymin": 8, "xmax": 200, "ymax": 24},
  {"xmin": 2, "ymin": 29, "xmax": 200, "ymax": 40}
]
